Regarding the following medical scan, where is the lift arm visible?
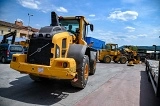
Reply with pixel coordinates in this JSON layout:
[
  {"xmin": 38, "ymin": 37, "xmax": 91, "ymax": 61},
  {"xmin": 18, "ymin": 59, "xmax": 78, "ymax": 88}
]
[{"xmin": 1, "ymin": 30, "xmax": 17, "ymax": 44}]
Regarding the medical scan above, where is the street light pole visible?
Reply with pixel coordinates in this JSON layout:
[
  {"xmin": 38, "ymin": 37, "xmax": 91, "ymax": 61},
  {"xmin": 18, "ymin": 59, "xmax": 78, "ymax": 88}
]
[
  {"xmin": 153, "ymin": 45, "xmax": 157, "ymax": 60},
  {"xmin": 28, "ymin": 13, "xmax": 33, "ymax": 39}
]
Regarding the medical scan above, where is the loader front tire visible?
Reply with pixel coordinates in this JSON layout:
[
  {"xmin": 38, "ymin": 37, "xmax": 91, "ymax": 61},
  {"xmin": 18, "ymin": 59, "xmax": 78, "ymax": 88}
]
[
  {"xmin": 120, "ymin": 56, "xmax": 127, "ymax": 64},
  {"xmin": 29, "ymin": 74, "xmax": 48, "ymax": 82},
  {"xmin": 29, "ymin": 74, "xmax": 41, "ymax": 82},
  {"xmin": 71, "ymin": 55, "xmax": 89, "ymax": 89},
  {"xmin": 89, "ymin": 58, "xmax": 96, "ymax": 75},
  {"xmin": 103, "ymin": 55, "xmax": 112, "ymax": 63},
  {"xmin": 1, "ymin": 57, "xmax": 6, "ymax": 63}
]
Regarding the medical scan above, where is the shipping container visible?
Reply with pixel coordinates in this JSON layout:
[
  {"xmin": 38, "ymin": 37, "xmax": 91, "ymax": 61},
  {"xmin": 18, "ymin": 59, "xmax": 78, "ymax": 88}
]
[{"xmin": 85, "ymin": 37, "xmax": 105, "ymax": 50}]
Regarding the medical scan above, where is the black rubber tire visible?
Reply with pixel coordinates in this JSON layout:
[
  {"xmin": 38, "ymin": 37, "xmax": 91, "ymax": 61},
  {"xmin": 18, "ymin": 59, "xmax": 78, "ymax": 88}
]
[
  {"xmin": 29, "ymin": 74, "xmax": 42, "ymax": 82},
  {"xmin": 103, "ymin": 55, "xmax": 112, "ymax": 63},
  {"xmin": 29, "ymin": 74, "xmax": 48, "ymax": 82},
  {"xmin": 1, "ymin": 57, "xmax": 6, "ymax": 63},
  {"xmin": 120, "ymin": 56, "xmax": 127, "ymax": 64},
  {"xmin": 99, "ymin": 60, "xmax": 104, "ymax": 63},
  {"xmin": 71, "ymin": 55, "xmax": 89, "ymax": 89},
  {"xmin": 89, "ymin": 58, "xmax": 96, "ymax": 75}
]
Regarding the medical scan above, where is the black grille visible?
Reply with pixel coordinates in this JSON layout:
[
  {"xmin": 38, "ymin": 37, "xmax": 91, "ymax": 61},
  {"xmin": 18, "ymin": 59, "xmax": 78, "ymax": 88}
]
[{"xmin": 27, "ymin": 38, "xmax": 54, "ymax": 65}]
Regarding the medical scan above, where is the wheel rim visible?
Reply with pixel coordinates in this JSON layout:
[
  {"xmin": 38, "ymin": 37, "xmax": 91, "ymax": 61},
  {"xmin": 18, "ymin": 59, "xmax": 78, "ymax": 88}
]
[
  {"xmin": 2, "ymin": 57, "xmax": 5, "ymax": 63},
  {"xmin": 84, "ymin": 64, "xmax": 89, "ymax": 80},
  {"xmin": 106, "ymin": 57, "xmax": 110, "ymax": 62},
  {"xmin": 121, "ymin": 58, "xmax": 126, "ymax": 63}
]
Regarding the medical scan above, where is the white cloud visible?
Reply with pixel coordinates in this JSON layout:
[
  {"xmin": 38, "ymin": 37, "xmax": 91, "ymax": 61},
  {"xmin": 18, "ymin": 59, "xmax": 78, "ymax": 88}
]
[
  {"xmin": 36, "ymin": 24, "xmax": 40, "ymax": 26},
  {"xmin": 89, "ymin": 14, "xmax": 95, "ymax": 17},
  {"xmin": 16, "ymin": 18, "xmax": 23, "ymax": 22},
  {"xmin": 153, "ymin": 29, "xmax": 160, "ymax": 34},
  {"xmin": 18, "ymin": 0, "xmax": 67, "ymax": 13},
  {"xmin": 125, "ymin": 26, "xmax": 135, "ymax": 32},
  {"xmin": 108, "ymin": 11, "xmax": 138, "ymax": 21},
  {"xmin": 137, "ymin": 34, "xmax": 148, "ymax": 37},
  {"xmin": 18, "ymin": 0, "xmax": 39, "ymax": 9},
  {"xmin": 88, "ymin": 15, "xmax": 106, "ymax": 21},
  {"xmin": 129, "ymin": 35, "xmax": 137, "ymax": 39},
  {"xmin": 35, "ymin": 1, "xmax": 41, "ymax": 5},
  {"xmin": 56, "ymin": 7, "xmax": 68, "ymax": 13}
]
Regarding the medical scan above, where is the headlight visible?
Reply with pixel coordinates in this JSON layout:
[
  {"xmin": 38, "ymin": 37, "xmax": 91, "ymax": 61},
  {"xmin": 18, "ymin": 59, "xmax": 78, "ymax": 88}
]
[
  {"xmin": 32, "ymin": 34, "xmax": 37, "ymax": 38},
  {"xmin": 56, "ymin": 47, "xmax": 60, "ymax": 57},
  {"xmin": 46, "ymin": 34, "xmax": 51, "ymax": 38},
  {"xmin": 63, "ymin": 62, "xmax": 68, "ymax": 68}
]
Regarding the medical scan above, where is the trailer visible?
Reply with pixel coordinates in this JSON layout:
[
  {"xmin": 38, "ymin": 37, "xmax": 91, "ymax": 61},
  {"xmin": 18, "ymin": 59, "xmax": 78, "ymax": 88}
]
[
  {"xmin": 145, "ymin": 59, "xmax": 160, "ymax": 97},
  {"xmin": 85, "ymin": 37, "xmax": 105, "ymax": 50}
]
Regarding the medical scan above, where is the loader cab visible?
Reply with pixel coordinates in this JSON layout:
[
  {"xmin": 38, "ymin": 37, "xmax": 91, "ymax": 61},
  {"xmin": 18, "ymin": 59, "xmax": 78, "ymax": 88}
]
[
  {"xmin": 59, "ymin": 18, "xmax": 79, "ymax": 34},
  {"xmin": 59, "ymin": 16, "xmax": 94, "ymax": 45},
  {"xmin": 106, "ymin": 43, "xmax": 118, "ymax": 51}
]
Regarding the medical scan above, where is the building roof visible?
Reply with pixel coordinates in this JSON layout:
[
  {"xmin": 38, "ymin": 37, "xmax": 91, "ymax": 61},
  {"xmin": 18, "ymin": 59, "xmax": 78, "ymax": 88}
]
[
  {"xmin": 0, "ymin": 20, "xmax": 39, "ymax": 32},
  {"xmin": 0, "ymin": 20, "xmax": 21, "ymax": 29}
]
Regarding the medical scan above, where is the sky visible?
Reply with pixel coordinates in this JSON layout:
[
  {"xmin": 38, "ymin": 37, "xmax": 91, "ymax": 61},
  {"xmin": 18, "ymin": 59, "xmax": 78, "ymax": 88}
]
[{"xmin": 0, "ymin": 0, "xmax": 160, "ymax": 47}]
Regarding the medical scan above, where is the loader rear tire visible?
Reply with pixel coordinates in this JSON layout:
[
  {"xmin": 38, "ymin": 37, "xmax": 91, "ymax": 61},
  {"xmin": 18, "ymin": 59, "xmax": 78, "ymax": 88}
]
[
  {"xmin": 29, "ymin": 74, "xmax": 48, "ymax": 82},
  {"xmin": 1, "ymin": 57, "xmax": 6, "ymax": 63},
  {"xmin": 29, "ymin": 74, "xmax": 41, "ymax": 82},
  {"xmin": 103, "ymin": 55, "xmax": 111, "ymax": 63},
  {"xmin": 71, "ymin": 55, "xmax": 89, "ymax": 89},
  {"xmin": 120, "ymin": 56, "xmax": 127, "ymax": 64},
  {"xmin": 89, "ymin": 58, "xmax": 96, "ymax": 75}
]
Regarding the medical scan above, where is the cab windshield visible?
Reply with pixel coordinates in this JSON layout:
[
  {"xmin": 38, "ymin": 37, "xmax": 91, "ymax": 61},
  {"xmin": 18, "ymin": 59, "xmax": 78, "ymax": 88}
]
[
  {"xmin": 106, "ymin": 44, "xmax": 111, "ymax": 50},
  {"xmin": 59, "ymin": 19, "xmax": 79, "ymax": 33}
]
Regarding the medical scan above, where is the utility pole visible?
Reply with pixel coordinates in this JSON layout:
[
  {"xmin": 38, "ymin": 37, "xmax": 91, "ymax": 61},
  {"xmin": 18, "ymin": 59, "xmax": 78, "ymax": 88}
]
[
  {"xmin": 153, "ymin": 45, "xmax": 157, "ymax": 60},
  {"xmin": 28, "ymin": 13, "xmax": 33, "ymax": 39}
]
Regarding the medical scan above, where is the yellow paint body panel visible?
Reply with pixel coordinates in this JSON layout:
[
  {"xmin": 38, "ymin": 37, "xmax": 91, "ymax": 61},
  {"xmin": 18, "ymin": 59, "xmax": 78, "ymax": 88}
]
[
  {"xmin": 98, "ymin": 50, "xmax": 121, "ymax": 61},
  {"xmin": 10, "ymin": 14, "xmax": 93, "ymax": 83},
  {"xmin": 98, "ymin": 43, "xmax": 122, "ymax": 61},
  {"xmin": 10, "ymin": 54, "xmax": 77, "ymax": 79}
]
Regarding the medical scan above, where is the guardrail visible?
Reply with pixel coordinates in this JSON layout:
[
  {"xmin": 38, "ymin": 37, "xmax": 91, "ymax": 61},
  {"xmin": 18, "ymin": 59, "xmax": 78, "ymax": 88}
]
[{"xmin": 145, "ymin": 59, "xmax": 160, "ymax": 97}]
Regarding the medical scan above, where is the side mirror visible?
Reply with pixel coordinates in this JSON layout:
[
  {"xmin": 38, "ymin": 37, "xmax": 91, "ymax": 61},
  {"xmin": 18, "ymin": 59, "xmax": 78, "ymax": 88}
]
[{"xmin": 90, "ymin": 24, "xmax": 94, "ymax": 32}]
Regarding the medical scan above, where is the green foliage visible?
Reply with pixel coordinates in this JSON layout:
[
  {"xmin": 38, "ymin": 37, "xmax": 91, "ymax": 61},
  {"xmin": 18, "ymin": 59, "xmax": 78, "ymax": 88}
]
[{"xmin": 123, "ymin": 45, "xmax": 138, "ymax": 51}]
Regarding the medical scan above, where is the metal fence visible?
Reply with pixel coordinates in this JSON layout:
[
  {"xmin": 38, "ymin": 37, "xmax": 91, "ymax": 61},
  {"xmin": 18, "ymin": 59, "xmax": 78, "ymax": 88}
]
[{"xmin": 145, "ymin": 59, "xmax": 160, "ymax": 97}]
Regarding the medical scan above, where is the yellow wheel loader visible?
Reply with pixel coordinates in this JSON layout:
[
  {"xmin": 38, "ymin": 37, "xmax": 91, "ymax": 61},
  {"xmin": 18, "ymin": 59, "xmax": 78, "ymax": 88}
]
[
  {"xmin": 98, "ymin": 43, "xmax": 127, "ymax": 64},
  {"xmin": 10, "ymin": 12, "xmax": 97, "ymax": 89},
  {"xmin": 122, "ymin": 45, "xmax": 140, "ymax": 66}
]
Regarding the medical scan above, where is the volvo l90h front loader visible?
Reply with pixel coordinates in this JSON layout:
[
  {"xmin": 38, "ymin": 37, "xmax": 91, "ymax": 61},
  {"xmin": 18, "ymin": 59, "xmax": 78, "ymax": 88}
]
[{"xmin": 10, "ymin": 12, "xmax": 97, "ymax": 89}]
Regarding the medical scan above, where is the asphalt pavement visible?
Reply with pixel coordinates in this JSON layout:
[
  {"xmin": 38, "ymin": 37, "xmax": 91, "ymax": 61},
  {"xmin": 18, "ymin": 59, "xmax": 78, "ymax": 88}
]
[
  {"xmin": 75, "ymin": 63, "xmax": 160, "ymax": 106},
  {"xmin": 0, "ymin": 62, "xmax": 160, "ymax": 106}
]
